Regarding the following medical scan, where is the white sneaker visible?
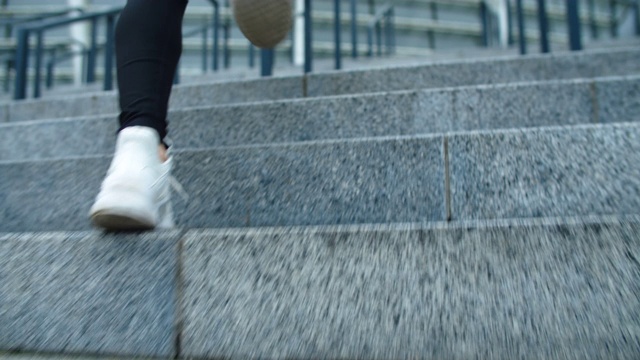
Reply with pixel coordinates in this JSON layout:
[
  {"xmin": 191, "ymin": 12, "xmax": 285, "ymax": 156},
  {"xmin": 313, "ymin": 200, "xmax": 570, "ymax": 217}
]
[{"xmin": 89, "ymin": 126, "xmax": 174, "ymax": 231}]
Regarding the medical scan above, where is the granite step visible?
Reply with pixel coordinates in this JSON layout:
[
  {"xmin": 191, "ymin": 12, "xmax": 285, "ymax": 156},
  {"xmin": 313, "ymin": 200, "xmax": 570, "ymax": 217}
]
[
  {"xmin": 2, "ymin": 215, "xmax": 639, "ymax": 359},
  {"xmin": 2, "ymin": 47, "xmax": 639, "ymax": 124},
  {"xmin": 1, "ymin": 122, "xmax": 639, "ymax": 233},
  {"xmin": 1, "ymin": 75, "xmax": 639, "ymax": 163}
]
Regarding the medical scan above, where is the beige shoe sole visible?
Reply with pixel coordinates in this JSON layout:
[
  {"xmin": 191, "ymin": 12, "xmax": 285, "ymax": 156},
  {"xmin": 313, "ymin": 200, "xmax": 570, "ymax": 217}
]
[{"xmin": 233, "ymin": 0, "xmax": 293, "ymax": 48}]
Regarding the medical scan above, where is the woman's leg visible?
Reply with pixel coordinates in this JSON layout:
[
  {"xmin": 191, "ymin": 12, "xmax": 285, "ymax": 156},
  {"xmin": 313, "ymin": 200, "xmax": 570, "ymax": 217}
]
[
  {"xmin": 116, "ymin": 0, "xmax": 188, "ymax": 143},
  {"xmin": 89, "ymin": 0, "xmax": 187, "ymax": 231}
]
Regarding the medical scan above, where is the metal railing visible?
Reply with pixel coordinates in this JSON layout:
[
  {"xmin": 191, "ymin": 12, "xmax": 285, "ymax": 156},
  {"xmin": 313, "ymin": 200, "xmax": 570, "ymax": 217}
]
[
  {"xmin": 11, "ymin": 0, "xmax": 229, "ymax": 97},
  {"xmin": 1, "ymin": 7, "xmax": 82, "ymax": 38},
  {"xmin": 1, "ymin": 7, "xmax": 82, "ymax": 93},
  {"xmin": 13, "ymin": 6, "xmax": 122, "ymax": 100},
  {"xmin": 367, "ymin": 4, "xmax": 395, "ymax": 57},
  {"xmin": 44, "ymin": 40, "xmax": 89, "ymax": 90},
  {"xmin": 513, "ymin": 0, "xmax": 639, "ymax": 55}
]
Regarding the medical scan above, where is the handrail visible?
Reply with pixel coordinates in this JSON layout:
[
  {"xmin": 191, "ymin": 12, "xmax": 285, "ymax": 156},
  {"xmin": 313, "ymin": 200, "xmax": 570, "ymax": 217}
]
[
  {"xmin": 0, "ymin": 7, "xmax": 82, "ymax": 37},
  {"xmin": 367, "ymin": 4, "xmax": 395, "ymax": 58},
  {"xmin": 13, "ymin": 6, "xmax": 123, "ymax": 100}
]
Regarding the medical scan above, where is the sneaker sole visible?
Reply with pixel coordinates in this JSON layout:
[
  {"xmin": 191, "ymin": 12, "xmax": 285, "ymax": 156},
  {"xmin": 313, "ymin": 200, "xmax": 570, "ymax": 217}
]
[
  {"xmin": 90, "ymin": 210, "xmax": 155, "ymax": 231},
  {"xmin": 89, "ymin": 188, "xmax": 157, "ymax": 231}
]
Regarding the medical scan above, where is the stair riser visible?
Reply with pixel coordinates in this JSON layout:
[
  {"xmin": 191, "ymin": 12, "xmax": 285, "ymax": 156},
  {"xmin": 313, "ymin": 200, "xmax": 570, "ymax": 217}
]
[
  {"xmin": 4, "ymin": 48, "xmax": 639, "ymax": 123},
  {"xmin": 3, "ymin": 218, "xmax": 639, "ymax": 358},
  {"xmin": 307, "ymin": 48, "xmax": 640, "ymax": 97},
  {"xmin": 1, "ymin": 124, "xmax": 639, "ymax": 233},
  {"xmin": 4, "ymin": 76, "xmax": 303, "ymax": 123},
  {"xmin": 1, "ymin": 76, "xmax": 639, "ymax": 162},
  {"xmin": 0, "ymin": 231, "xmax": 180, "ymax": 358}
]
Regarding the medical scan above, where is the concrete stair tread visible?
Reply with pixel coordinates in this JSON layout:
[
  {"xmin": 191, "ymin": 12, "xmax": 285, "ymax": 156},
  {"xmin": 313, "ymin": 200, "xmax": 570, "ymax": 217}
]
[
  {"xmin": 2, "ymin": 214, "xmax": 639, "ymax": 358},
  {"xmin": 3, "ymin": 46, "xmax": 639, "ymax": 123},
  {"xmin": 1, "ymin": 74, "xmax": 639, "ymax": 162},
  {"xmin": 1, "ymin": 121, "xmax": 639, "ymax": 232}
]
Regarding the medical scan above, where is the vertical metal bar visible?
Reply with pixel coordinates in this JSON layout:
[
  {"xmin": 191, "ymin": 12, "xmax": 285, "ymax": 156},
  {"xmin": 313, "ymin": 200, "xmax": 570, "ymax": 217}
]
[
  {"xmin": 223, "ymin": 17, "xmax": 230, "ymax": 69},
  {"xmin": 212, "ymin": 1, "xmax": 219, "ymax": 71},
  {"xmin": 261, "ymin": 48, "xmax": 274, "ymax": 76},
  {"xmin": 33, "ymin": 30, "xmax": 43, "ymax": 98},
  {"xmin": 609, "ymin": 0, "xmax": 618, "ymax": 38},
  {"xmin": 480, "ymin": 1, "xmax": 489, "ymax": 47},
  {"xmin": 334, "ymin": 0, "xmax": 341, "ymax": 70},
  {"xmin": 516, "ymin": 0, "xmax": 526, "ymax": 54},
  {"xmin": 367, "ymin": 27, "xmax": 373, "ymax": 57},
  {"xmin": 587, "ymin": 0, "xmax": 598, "ymax": 39},
  {"xmin": 507, "ymin": 0, "xmax": 514, "ymax": 45},
  {"xmin": 428, "ymin": 1, "xmax": 437, "ymax": 49},
  {"xmin": 46, "ymin": 61, "xmax": 54, "ymax": 89},
  {"xmin": 567, "ymin": 0, "xmax": 582, "ymax": 51},
  {"xmin": 634, "ymin": 0, "xmax": 640, "ymax": 36},
  {"xmin": 389, "ymin": 7, "xmax": 396, "ymax": 54},
  {"xmin": 351, "ymin": 0, "xmax": 357, "ymax": 58},
  {"xmin": 4, "ymin": 59, "xmax": 11, "ymax": 93},
  {"xmin": 537, "ymin": 0, "xmax": 550, "ymax": 53},
  {"xmin": 480, "ymin": 0, "xmax": 489, "ymax": 47},
  {"xmin": 202, "ymin": 25, "xmax": 208, "ymax": 72},
  {"xmin": 86, "ymin": 17, "xmax": 98, "ymax": 83},
  {"xmin": 385, "ymin": 11, "xmax": 391, "ymax": 55},
  {"xmin": 14, "ymin": 28, "xmax": 29, "ymax": 100},
  {"xmin": 249, "ymin": 44, "xmax": 255, "ymax": 68},
  {"xmin": 304, "ymin": 0, "xmax": 312, "ymax": 73},
  {"xmin": 104, "ymin": 14, "xmax": 115, "ymax": 91},
  {"xmin": 376, "ymin": 22, "xmax": 381, "ymax": 56}
]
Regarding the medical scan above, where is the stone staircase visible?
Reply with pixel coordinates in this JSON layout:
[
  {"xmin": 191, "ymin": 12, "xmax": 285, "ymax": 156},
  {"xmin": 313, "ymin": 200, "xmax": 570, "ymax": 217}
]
[{"xmin": 1, "ymin": 45, "xmax": 640, "ymax": 359}]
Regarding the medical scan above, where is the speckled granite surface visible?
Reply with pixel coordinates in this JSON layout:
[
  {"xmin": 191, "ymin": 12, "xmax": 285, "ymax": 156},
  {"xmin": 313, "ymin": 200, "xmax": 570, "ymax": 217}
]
[
  {"xmin": 1, "ymin": 123, "xmax": 639, "ymax": 233},
  {"xmin": 5, "ymin": 47, "xmax": 639, "ymax": 124},
  {"xmin": 449, "ymin": 122, "xmax": 640, "ymax": 220},
  {"xmin": 307, "ymin": 47, "xmax": 640, "ymax": 97},
  {"xmin": 0, "ymin": 231, "xmax": 181, "ymax": 358},
  {"xmin": 1, "ymin": 216, "xmax": 638, "ymax": 359},
  {"xmin": 2, "ymin": 76, "xmax": 639, "ymax": 162},
  {"xmin": 180, "ymin": 216, "xmax": 640, "ymax": 359}
]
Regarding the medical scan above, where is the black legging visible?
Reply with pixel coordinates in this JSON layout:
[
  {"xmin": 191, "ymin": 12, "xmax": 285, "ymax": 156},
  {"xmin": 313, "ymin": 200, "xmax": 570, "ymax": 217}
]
[{"xmin": 115, "ymin": 0, "xmax": 188, "ymax": 143}]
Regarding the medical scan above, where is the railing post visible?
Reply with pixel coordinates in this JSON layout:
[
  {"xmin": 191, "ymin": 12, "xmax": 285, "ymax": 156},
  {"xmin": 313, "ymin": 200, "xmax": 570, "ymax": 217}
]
[
  {"xmin": 609, "ymin": 0, "xmax": 618, "ymax": 38},
  {"xmin": 261, "ymin": 48, "xmax": 274, "ymax": 76},
  {"xmin": 5, "ymin": 58, "xmax": 13, "ymax": 93},
  {"xmin": 428, "ymin": 1, "xmax": 437, "ymax": 49},
  {"xmin": 566, "ymin": 0, "xmax": 582, "ymax": 51},
  {"xmin": 86, "ymin": 17, "xmax": 97, "ymax": 83},
  {"xmin": 223, "ymin": 16, "xmax": 230, "ymax": 69},
  {"xmin": 516, "ymin": 0, "xmax": 527, "ymax": 54},
  {"xmin": 385, "ymin": 10, "xmax": 391, "ymax": 55},
  {"xmin": 537, "ymin": 0, "xmax": 550, "ymax": 53},
  {"xmin": 480, "ymin": 1, "xmax": 489, "ymax": 47},
  {"xmin": 304, "ymin": 0, "xmax": 312, "ymax": 73},
  {"xmin": 507, "ymin": 0, "xmax": 514, "ymax": 45},
  {"xmin": 375, "ymin": 21, "xmax": 381, "ymax": 56},
  {"xmin": 46, "ymin": 58, "xmax": 55, "ymax": 89},
  {"xmin": 104, "ymin": 14, "xmax": 115, "ymax": 91},
  {"xmin": 33, "ymin": 30, "xmax": 43, "ymax": 98},
  {"xmin": 334, "ymin": 0, "xmax": 341, "ymax": 70},
  {"xmin": 351, "ymin": 0, "xmax": 357, "ymax": 58},
  {"xmin": 202, "ymin": 25, "xmax": 208, "ymax": 72},
  {"xmin": 13, "ymin": 27, "xmax": 29, "ymax": 100},
  {"xmin": 249, "ymin": 44, "xmax": 255, "ymax": 68},
  {"xmin": 212, "ymin": 0, "xmax": 219, "ymax": 71},
  {"xmin": 587, "ymin": 0, "xmax": 598, "ymax": 39},
  {"xmin": 367, "ymin": 26, "xmax": 373, "ymax": 57},
  {"xmin": 634, "ymin": 0, "xmax": 640, "ymax": 36},
  {"xmin": 389, "ymin": 7, "xmax": 395, "ymax": 54}
]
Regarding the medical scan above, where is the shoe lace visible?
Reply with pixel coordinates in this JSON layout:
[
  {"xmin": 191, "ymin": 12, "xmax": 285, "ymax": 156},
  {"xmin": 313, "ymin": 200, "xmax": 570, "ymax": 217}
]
[{"xmin": 169, "ymin": 175, "xmax": 190, "ymax": 203}]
